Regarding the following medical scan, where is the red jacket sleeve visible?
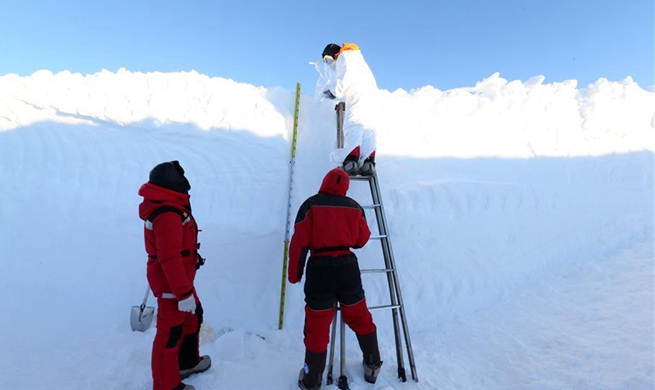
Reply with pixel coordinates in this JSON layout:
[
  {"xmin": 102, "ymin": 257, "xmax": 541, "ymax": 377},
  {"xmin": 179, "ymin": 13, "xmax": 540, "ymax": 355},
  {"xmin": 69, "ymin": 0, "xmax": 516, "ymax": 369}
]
[
  {"xmin": 288, "ymin": 205, "xmax": 312, "ymax": 284},
  {"xmin": 153, "ymin": 212, "xmax": 193, "ymax": 299},
  {"xmin": 353, "ymin": 212, "xmax": 371, "ymax": 249}
]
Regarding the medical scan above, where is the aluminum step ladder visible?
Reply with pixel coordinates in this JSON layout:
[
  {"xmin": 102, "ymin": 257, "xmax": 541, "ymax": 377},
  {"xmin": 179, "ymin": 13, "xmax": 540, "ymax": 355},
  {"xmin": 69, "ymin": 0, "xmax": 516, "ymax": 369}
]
[{"xmin": 327, "ymin": 102, "xmax": 418, "ymax": 389}]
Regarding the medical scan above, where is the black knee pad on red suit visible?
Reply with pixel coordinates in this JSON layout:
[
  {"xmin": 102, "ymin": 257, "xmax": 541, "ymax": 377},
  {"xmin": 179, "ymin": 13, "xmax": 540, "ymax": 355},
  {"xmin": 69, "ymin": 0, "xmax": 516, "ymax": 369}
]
[
  {"xmin": 166, "ymin": 324, "xmax": 183, "ymax": 348},
  {"xmin": 341, "ymin": 299, "xmax": 376, "ymax": 335},
  {"xmin": 303, "ymin": 306, "xmax": 335, "ymax": 353}
]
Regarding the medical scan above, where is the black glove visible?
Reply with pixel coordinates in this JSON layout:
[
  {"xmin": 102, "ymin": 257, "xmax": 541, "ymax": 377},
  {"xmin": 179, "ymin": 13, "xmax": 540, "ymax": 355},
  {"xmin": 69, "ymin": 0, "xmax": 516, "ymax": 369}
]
[{"xmin": 323, "ymin": 90, "xmax": 336, "ymax": 99}]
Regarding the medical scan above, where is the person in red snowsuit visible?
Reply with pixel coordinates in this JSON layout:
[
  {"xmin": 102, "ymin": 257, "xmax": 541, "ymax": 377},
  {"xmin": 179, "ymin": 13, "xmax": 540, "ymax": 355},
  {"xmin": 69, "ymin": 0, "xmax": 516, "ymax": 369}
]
[
  {"xmin": 288, "ymin": 168, "xmax": 382, "ymax": 390},
  {"xmin": 138, "ymin": 161, "xmax": 211, "ymax": 390}
]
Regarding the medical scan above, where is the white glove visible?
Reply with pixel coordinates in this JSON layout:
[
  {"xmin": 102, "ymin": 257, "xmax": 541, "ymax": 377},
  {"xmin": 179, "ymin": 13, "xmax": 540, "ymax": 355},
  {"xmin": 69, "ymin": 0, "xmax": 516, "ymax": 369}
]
[{"xmin": 178, "ymin": 295, "xmax": 196, "ymax": 314}]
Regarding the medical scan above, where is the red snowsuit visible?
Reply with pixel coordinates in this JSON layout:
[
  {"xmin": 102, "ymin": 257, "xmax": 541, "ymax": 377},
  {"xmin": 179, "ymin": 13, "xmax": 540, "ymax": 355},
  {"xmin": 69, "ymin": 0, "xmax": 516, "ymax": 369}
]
[
  {"xmin": 288, "ymin": 168, "xmax": 377, "ymax": 353},
  {"xmin": 138, "ymin": 182, "xmax": 203, "ymax": 390}
]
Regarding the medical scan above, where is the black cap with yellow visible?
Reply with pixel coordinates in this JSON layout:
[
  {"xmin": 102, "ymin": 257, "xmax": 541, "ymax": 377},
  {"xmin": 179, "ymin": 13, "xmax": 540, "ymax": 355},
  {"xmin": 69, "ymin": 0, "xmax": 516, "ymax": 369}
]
[{"xmin": 322, "ymin": 43, "xmax": 341, "ymax": 59}]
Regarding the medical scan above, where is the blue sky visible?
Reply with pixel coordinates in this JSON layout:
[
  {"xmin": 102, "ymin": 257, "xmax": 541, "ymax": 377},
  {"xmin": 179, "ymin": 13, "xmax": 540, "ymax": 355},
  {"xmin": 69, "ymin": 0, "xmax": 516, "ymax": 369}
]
[{"xmin": 1, "ymin": 0, "xmax": 653, "ymax": 91}]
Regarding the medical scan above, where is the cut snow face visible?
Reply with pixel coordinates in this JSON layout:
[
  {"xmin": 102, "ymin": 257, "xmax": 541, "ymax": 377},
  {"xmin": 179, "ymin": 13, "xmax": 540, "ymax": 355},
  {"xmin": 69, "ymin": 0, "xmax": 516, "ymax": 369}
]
[{"xmin": 0, "ymin": 70, "xmax": 653, "ymax": 390}]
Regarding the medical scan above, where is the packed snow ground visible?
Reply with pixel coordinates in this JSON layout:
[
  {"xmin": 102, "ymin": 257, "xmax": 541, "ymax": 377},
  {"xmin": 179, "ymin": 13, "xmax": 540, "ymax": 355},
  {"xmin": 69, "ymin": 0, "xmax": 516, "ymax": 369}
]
[{"xmin": 0, "ymin": 70, "xmax": 653, "ymax": 390}]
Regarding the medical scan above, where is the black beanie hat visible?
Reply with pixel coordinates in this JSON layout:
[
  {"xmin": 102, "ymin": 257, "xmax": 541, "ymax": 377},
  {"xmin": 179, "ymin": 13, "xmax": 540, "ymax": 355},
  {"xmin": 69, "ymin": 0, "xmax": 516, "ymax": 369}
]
[
  {"xmin": 149, "ymin": 160, "xmax": 191, "ymax": 194},
  {"xmin": 322, "ymin": 43, "xmax": 341, "ymax": 59}
]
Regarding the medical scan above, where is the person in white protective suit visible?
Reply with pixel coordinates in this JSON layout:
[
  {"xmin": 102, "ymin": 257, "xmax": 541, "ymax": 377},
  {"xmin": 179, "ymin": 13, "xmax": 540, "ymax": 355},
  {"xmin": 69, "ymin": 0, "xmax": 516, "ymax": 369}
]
[{"xmin": 316, "ymin": 43, "xmax": 380, "ymax": 176}]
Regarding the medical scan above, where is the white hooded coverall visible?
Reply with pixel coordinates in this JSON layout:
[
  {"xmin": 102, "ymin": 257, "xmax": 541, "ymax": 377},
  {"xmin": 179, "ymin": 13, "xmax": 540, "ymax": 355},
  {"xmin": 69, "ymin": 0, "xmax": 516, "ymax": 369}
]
[{"xmin": 316, "ymin": 45, "xmax": 380, "ymax": 166}]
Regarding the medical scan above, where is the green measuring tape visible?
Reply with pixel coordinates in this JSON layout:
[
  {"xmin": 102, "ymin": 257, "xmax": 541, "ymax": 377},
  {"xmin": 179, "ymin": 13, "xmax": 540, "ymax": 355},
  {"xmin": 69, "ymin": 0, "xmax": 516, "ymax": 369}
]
[{"xmin": 279, "ymin": 82, "xmax": 301, "ymax": 330}]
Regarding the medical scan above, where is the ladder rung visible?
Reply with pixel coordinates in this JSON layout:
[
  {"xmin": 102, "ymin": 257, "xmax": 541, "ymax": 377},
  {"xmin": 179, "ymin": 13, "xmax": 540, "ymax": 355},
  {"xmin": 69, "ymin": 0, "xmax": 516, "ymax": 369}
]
[
  {"xmin": 368, "ymin": 304, "xmax": 402, "ymax": 311},
  {"xmin": 349, "ymin": 176, "xmax": 372, "ymax": 181},
  {"xmin": 362, "ymin": 204, "xmax": 381, "ymax": 209},
  {"xmin": 361, "ymin": 268, "xmax": 395, "ymax": 274},
  {"xmin": 370, "ymin": 235, "xmax": 388, "ymax": 239}
]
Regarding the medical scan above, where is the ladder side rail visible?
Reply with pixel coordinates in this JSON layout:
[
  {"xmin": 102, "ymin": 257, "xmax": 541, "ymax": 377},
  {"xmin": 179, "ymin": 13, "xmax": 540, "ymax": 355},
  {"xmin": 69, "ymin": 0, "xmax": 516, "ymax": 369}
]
[
  {"xmin": 338, "ymin": 311, "xmax": 349, "ymax": 389},
  {"xmin": 368, "ymin": 177, "xmax": 395, "ymax": 271},
  {"xmin": 377, "ymin": 237, "xmax": 406, "ymax": 379},
  {"xmin": 327, "ymin": 306, "xmax": 339, "ymax": 385},
  {"xmin": 371, "ymin": 174, "xmax": 419, "ymax": 382},
  {"xmin": 368, "ymin": 175, "xmax": 407, "ymax": 380}
]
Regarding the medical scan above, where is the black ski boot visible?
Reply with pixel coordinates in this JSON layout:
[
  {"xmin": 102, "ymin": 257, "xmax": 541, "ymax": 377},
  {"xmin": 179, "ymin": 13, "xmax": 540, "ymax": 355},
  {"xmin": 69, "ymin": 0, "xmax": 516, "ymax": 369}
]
[
  {"xmin": 357, "ymin": 331, "xmax": 382, "ymax": 383},
  {"xmin": 363, "ymin": 360, "xmax": 383, "ymax": 384},
  {"xmin": 358, "ymin": 157, "xmax": 376, "ymax": 176},
  {"xmin": 342, "ymin": 154, "xmax": 360, "ymax": 176},
  {"xmin": 298, "ymin": 369, "xmax": 322, "ymax": 390},
  {"xmin": 179, "ymin": 355, "xmax": 211, "ymax": 379},
  {"xmin": 298, "ymin": 350, "xmax": 327, "ymax": 390}
]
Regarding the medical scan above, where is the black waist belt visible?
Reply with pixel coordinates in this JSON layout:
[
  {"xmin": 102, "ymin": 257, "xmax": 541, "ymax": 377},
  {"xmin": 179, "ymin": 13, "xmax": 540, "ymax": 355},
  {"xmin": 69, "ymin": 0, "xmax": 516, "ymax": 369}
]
[
  {"xmin": 148, "ymin": 249, "xmax": 192, "ymax": 259},
  {"xmin": 312, "ymin": 246, "xmax": 350, "ymax": 254}
]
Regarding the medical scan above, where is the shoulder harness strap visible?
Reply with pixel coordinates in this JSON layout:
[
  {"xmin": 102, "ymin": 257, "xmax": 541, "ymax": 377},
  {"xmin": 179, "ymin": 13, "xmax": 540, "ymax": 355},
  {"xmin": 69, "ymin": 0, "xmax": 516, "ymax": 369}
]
[{"xmin": 145, "ymin": 206, "xmax": 191, "ymax": 230}]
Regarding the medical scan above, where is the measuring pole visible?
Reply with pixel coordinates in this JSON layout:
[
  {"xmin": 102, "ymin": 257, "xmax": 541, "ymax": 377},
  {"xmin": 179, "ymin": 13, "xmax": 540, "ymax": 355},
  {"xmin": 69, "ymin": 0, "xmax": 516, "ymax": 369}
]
[{"xmin": 279, "ymin": 82, "xmax": 301, "ymax": 330}]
